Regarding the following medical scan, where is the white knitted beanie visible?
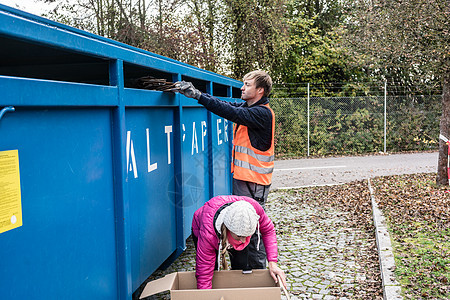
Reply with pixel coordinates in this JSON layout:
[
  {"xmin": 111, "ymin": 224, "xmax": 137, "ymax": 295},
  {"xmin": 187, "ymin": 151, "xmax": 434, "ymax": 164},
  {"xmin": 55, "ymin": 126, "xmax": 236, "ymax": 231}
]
[{"xmin": 223, "ymin": 201, "xmax": 259, "ymax": 236}]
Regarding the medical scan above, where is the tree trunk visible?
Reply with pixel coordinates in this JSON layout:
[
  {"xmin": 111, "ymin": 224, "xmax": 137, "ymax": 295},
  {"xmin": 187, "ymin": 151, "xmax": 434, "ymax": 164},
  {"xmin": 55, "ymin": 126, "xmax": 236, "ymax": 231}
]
[{"xmin": 437, "ymin": 75, "xmax": 450, "ymax": 185}]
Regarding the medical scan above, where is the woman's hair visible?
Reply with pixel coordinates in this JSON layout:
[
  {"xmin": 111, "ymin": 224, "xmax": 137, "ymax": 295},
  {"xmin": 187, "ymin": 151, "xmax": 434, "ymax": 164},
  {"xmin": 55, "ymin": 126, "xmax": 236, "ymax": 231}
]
[{"xmin": 220, "ymin": 224, "xmax": 229, "ymax": 270}]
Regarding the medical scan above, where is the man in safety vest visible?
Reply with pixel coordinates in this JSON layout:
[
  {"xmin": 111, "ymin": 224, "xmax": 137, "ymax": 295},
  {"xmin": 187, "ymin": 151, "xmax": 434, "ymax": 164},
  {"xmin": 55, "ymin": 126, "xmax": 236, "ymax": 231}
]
[{"xmin": 175, "ymin": 70, "xmax": 275, "ymax": 270}]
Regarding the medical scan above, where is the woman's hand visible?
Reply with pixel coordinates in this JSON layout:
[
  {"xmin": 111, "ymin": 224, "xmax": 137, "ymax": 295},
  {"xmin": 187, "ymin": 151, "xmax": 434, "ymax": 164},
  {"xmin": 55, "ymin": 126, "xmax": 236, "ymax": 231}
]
[{"xmin": 268, "ymin": 261, "xmax": 287, "ymax": 289}]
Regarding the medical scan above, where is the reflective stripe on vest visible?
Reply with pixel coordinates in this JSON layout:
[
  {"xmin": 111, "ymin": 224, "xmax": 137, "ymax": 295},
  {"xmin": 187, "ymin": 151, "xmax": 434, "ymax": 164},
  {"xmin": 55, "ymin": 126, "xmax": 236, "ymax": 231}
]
[
  {"xmin": 234, "ymin": 158, "xmax": 274, "ymax": 174},
  {"xmin": 234, "ymin": 145, "xmax": 274, "ymax": 163}
]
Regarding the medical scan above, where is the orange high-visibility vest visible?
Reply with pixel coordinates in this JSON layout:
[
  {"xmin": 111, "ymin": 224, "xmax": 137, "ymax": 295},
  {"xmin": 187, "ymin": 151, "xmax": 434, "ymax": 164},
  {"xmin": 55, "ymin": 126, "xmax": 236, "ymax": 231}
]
[{"xmin": 231, "ymin": 103, "xmax": 275, "ymax": 185}]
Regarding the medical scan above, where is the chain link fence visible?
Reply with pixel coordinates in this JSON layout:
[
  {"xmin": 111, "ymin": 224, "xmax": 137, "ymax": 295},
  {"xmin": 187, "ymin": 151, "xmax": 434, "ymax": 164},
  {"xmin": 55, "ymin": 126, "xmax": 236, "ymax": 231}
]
[{"xmin": 271, "ymin": 94, "xmax": 441, "ymax": 158}]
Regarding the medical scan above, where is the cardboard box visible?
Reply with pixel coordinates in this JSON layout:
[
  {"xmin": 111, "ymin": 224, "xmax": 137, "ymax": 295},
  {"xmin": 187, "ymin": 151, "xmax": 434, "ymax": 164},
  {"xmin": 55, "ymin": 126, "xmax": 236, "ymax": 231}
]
[{"xmin": 140, "ymin": 269, "xmax": 281, "ymax": 300}]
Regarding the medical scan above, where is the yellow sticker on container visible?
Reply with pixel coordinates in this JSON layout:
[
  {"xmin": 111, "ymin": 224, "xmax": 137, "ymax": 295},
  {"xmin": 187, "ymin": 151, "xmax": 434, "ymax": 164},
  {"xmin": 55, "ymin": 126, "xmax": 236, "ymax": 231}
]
[{"xmin": 0, "ymin": 150, "xmax": 23, "ymax": 234}]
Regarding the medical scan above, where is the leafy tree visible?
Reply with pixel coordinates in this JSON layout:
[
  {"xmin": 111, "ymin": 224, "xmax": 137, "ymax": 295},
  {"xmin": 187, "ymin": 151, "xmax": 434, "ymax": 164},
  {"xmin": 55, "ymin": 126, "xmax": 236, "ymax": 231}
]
[
  {"xmin": 41, "ymin": 0, "xmax": 150, "ymax": 45},
  {"xmin": 272, "ymin": 14, "xmax": 364, "ymax": 98},
  {"xmin": 291, "ymin": 0, "xmax": 345, "ymax": 33},
  {"xmin": 39, "ymin": 0, "xmax": 224, "ymax": 72},
  {"xmin": 224, "ymin": 0, "xmax": 289, "ymax": 79},
  {"xmin": 343, "ymin": 0, "xmax": 449, "ymax": 184},
  {"xmin": 181, "ymin": 0, "xmax": 228, "ymax": 73}
]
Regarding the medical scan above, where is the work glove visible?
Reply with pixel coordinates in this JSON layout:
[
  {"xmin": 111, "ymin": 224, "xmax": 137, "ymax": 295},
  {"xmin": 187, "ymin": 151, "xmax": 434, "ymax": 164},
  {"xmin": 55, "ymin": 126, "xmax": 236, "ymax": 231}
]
[{"xmin": 174, "ymin": 81, "xmax": 201, "ymax": 100}]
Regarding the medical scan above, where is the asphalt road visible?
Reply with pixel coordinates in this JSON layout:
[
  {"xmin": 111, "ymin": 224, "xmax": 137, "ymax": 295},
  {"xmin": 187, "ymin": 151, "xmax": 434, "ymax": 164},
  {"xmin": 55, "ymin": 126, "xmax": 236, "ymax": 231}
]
[{"xmin": 271, "ymin": 151, "xmax": 438, "ymax": 190}]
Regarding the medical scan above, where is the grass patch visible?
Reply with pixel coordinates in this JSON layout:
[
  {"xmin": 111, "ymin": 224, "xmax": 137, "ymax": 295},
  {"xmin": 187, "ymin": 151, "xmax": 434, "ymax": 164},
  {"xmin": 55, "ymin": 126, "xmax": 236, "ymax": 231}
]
[{"xmin": 372, "ymin": 173, "xmax": 450, "ymax": 299}]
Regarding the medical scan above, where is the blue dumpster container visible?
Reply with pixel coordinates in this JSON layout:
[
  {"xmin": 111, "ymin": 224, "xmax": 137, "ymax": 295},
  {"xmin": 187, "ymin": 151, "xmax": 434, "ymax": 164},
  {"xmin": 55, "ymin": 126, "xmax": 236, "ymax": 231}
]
[{"xmin": 0, "ymin": 4, "xmax": 242, "ymax": 299}]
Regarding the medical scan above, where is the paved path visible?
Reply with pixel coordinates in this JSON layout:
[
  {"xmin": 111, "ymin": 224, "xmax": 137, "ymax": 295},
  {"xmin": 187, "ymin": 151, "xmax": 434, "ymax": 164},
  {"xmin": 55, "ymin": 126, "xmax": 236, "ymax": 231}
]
[
  {"xmin": 272, "ymin": 152, "xmax": 437, "ymax": 190},
  {"xmin": 266, "ymin": 191, "xmax": 377, "ymax": 299}
]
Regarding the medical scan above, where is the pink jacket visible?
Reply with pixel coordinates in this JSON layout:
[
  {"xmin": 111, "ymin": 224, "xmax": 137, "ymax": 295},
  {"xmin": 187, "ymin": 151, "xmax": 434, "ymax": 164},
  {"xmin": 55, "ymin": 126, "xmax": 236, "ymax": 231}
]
[{"xmin": 191, "ymin": 195, "xmax": 278, "ymax": 289}]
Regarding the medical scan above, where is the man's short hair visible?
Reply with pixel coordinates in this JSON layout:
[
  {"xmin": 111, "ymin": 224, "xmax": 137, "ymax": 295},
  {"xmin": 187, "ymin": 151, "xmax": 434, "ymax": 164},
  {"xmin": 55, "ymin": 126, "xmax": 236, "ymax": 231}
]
[{"xmin": 243, "ymin": 70, "xmax": 272, "ymax": 97}]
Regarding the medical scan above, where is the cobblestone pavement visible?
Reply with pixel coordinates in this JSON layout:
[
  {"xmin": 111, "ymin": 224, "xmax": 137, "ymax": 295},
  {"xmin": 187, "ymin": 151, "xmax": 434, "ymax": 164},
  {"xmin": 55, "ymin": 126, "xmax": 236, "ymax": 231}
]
[
  {"xmin": 138, "ymin": 188, "xmax": 381, "ymax": 300},
  {"xmin": 266, "ymin": 191, "xmax": 380, "ymax": 299}
]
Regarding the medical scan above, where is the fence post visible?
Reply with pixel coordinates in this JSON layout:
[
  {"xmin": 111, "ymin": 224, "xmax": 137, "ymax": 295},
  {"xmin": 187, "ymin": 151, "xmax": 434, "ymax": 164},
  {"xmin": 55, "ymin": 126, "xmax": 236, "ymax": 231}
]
[
  {"xmin": 307, "ymin": 83, "xmax": 310, "ymax": 157},
  {"xmin": 384, "ymin": 81, "xmax": 387, "ymax": 153}
]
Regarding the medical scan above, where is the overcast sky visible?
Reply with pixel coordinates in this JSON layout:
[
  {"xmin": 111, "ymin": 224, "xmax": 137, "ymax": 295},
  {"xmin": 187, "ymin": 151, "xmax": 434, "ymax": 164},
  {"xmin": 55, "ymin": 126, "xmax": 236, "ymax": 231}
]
[{"xmin": 0, "ymin": 0, "xmax": 55, "ymax": 15}]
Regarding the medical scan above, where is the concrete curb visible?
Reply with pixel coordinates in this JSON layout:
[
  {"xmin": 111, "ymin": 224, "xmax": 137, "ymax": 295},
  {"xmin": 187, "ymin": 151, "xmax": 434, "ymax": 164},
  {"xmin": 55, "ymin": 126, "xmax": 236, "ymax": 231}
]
[{"xmin": 368, "ymin": 178, "xmax": 403, "ymax": 300}]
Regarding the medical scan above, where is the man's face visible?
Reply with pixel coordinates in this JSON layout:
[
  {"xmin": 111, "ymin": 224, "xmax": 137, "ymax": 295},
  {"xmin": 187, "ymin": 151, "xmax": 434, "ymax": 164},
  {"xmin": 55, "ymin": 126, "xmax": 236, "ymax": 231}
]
[{"xmin": 241, "ymin": 78, "xmax": 263, "ymax": 104}]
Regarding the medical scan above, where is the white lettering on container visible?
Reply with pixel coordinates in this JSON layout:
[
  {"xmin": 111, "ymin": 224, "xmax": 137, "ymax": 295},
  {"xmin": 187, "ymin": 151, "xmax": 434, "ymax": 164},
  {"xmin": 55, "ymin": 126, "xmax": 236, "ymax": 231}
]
[
  {"xmin": 224, "ymin": 119, "xmax": 228, "ymax": 142},
  {"xmin": 217, "ymin": 119, "xmax": 223, "ymax": 145},
  {"xmin": 127, "ymin": 119, "xmax": 229, "ymax": 180},
  {"xmin": 192, "ymin": 122, "xmax": 198, "ymax": 155},
  {"xmin": 201, "ymin": 121, "xmax": 207, "ymax": 151},
  {"xmin": 126, "ymin": 131, "xmax": 138, "ymax": 178},
  {"xmin": 165, "ymin": 126, "xmax": 173, "ymax": 164},
  {"xmin": 146, "ymin": 128, "xmax": 158, "ymax": 173}
]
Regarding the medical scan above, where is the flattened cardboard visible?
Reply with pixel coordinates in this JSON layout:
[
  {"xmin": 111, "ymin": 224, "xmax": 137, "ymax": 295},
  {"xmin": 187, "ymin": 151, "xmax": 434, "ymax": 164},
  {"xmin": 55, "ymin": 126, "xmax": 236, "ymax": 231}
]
[
  {"xmin": 140, "ymin": 269, "xmax": 281, "ymax": 300},
  {"xmin": 140, "ymin": 272, "xmax": 178, "ymax": 296}
]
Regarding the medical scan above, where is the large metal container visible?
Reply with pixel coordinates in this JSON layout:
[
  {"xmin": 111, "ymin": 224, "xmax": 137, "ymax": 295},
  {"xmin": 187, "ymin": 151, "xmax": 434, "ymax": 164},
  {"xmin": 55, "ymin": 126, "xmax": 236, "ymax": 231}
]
[{"xmin": 0, "ymin": 4, "xmax": 242, "ymax": 299}]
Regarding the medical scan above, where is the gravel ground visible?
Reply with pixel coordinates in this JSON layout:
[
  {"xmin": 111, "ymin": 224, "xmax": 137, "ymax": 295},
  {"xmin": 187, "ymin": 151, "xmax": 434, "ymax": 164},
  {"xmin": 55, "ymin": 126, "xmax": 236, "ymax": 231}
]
[{"xmin": 267, "ymin": 187, "xmax": 382, "ymax": 299}]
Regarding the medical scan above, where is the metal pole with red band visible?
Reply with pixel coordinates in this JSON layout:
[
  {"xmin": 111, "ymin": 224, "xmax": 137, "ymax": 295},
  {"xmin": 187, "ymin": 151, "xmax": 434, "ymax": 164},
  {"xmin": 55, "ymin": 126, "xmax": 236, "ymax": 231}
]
[{"xmin": 439, "ymin": 134, "xmax": 450, "ymax": 185}]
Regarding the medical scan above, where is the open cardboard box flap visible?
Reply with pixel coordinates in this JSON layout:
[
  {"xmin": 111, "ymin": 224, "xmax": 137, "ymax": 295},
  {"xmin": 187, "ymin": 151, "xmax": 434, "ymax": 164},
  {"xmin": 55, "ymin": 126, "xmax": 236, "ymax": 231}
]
[
  {"xmin": 140, "ymin": 269, "xmax": 281, "ymax": 299},
  {"xmin": 140, "ymin": 272, "xmax": 178, "ymax": 297}
]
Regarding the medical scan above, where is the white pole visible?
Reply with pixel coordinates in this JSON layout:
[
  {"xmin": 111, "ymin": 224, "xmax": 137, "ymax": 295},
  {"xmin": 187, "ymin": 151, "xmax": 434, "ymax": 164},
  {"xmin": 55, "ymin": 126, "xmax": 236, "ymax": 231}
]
[
  {"xmin": 307, "ymin": 83, "xmax": 310, "ymax": 157},
  {"xmin": 384, "ymin": 81, "xmax": 387, "ymax": 153}
]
